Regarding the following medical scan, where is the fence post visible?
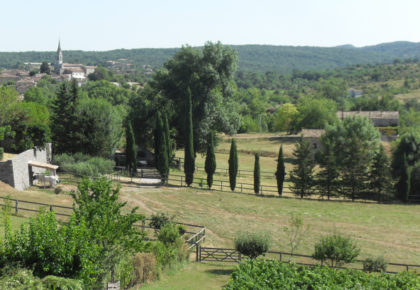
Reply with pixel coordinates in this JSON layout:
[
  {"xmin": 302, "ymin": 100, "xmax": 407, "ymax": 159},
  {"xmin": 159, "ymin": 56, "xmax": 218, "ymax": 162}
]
[
  {"xmin": 141, "ymin": 219, "xmax": 145, "ymax": 233},
  {"xmin": 279, "ymin": 253, "xmax": 282, "ymax": 261},
  {"xmin": 49, "ymin": 205, "xmax": 53, "ymax": 212},
  {"xmin": 181, "ymin": 176, "xmax": 183, "ymax": 187},
  {"xmin": 238, "ymin": 252, "xmax": 241, "ymax": 262},
  {"xmin": 241, "ymin": 183, "xmax": 243, "ymax": 193},
  {"xmin": 15, "ymin": 200, "xmax": 18, "ymax": 215},
  {"xmin": 221, "ymin": 181, "xmax": 223, "ymax": 191},
  {"xmin": 261, "ymin": 185, "xmax": 263, "ymax": 195}
]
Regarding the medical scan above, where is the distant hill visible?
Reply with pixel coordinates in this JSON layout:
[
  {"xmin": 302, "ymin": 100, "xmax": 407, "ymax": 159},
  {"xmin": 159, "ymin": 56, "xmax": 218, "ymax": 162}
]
[{"xmin": 1, "ymin": 41, "xmax": 420, "ymax": 74}]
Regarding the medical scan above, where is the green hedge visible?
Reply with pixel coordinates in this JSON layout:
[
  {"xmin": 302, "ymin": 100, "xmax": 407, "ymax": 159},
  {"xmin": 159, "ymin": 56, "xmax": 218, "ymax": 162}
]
[
  {"xmin": 54, "ymin": 153, "xmax": 115, "ymax": 177},
  {"xmin": 224, "ymin": 259, "xmax": 420, "ymax": 289}
]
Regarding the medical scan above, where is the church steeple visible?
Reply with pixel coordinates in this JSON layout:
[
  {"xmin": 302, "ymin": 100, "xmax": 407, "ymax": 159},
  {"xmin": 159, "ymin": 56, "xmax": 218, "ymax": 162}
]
[{"xmin": 55, "ymin": 40, "xmax": 63, "ymax": 74}]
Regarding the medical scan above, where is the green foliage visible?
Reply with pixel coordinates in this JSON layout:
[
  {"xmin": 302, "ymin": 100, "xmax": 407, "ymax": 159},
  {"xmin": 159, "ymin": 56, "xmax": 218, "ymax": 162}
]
[
  {"xmin": 151, "ymin": 42, "xmax": 239, "ymax": 150},
  {"xmin": 312, "ymin": 233, "xmax": 360, "ymax": 267},
  {"xmin": 51, "ymin": 81, "xmax": 79, "ymax": 154},
  {"xmin": 53, "ymin": 153, "xmax": 115, "ymax": 177},
  {"xmin": 292, "ymin": 97, "xmax": 338, "ymax": 132},
  {"xmin": 125, "ymin": 122, "xmax": 137, "ymax": 175},
  {"xmin": 273, "ymin": 103, "xmax": 298, "ymax": 132},
  {"xmin": 154, "ymin": 112, "xmax": 169, "ymax": 181},
  {"xmin": 74, "ymin": 97, "xmax": 123, "ymax": 157},
  {"xmin": 71, "ymin": 178, "xmax": 146, "ymax": 285},
  {"xmin": 224, "ymin": 259, "xmax": 420, "ymax": 289},
  {"xmin": 370, "ymin": 145, "xmax": 393, "ymax": 201},
  {"xmin": 253, "ymin": 153, "xmax": 260, "ymax": 195},
  {"xmin": 322, "ymin": 116, "xmax": 381, "ymax": 201},
  {"xmin": 234, "ymin": 231, "xmax": 270, "ymax": 259},
  {"xmin": 0, "ymin": 267, "xmax": 83, "ymax": 289},
  {"xmin": 184, "ymin": 89, "xmax": 195, "ymax": 186},
  {"xmin": 204, "ymin": 132, "xmax": 216, "ymax": 189},
  {"xmin": 275, "ymin": 145, "xmax": 286, "ymax": 196},
  {"xmin": 228, "ymin": 139, "xmax": 238, "ymax": 191},
  {"xmin": 149, "ymin": 212, "xmax": 172, "ymax": 231},
  {"xmin": 40, "ymin": 61, "xmax": 50, "ymax": 74},
  {"xmin": 290, "ymin": 136, "xmax": 315, "ymax": 198},
  {"xmin": 283, "ymin": 213, "xmax": 309, "ymax": 256},
  {"xmin": 363, "ymin": 256, "xmax": 388, "ymax": 273},
  {"xmin": 157, "ymin": 223, "xmax": 181, "ymax": 246}
]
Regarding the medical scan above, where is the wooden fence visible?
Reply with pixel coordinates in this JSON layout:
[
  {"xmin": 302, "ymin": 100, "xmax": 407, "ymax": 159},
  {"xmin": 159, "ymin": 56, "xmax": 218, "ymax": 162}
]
[
  {"xmin": 198, "ymin": 246, "xmax": 420, "ymax": 274},
  {"xmin": 167, "ymin": 174, "xmax": 286, "ymax": 196},
  {"xmin": 0, "ymin": 196, "xmax": 73, "ymax": 218}
]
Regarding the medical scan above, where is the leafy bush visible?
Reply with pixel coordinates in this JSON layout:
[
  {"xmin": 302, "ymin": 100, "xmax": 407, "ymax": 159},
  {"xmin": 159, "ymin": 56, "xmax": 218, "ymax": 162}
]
[
  {"xmin": 224, "ymin": 260, "xmax": 420, "ymax": 289},
  {"xmin": 158, "ymin": 223, "xmax": 181, "ymax": 245},
  {"xmin": 312, "ymin": 233, "xmax": 360, "ymax": 267},
  {"xmin": 54, "ymin": 153, "xmax": 115, "ymax": 177},
  {"xmin": 363, "ymin": 256, "xmax": 388, "ymax": 273},
  {"xmin": 234, "ymin": 231, "xmax": 270, "ymax": 259},
  {"xmin": 149, "ymin": 212, "xmax": 172, "ymax": 231},
  {"xmin": 0, "ymin": 267, "xmax": 83, "ymax": 289}
]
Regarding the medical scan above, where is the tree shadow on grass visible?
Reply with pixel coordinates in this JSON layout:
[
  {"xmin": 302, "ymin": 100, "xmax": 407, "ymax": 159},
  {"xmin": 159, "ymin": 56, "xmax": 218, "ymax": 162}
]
[{"xmin": 205, "ymin": 268, "xmax": 235, "ymax": 276}]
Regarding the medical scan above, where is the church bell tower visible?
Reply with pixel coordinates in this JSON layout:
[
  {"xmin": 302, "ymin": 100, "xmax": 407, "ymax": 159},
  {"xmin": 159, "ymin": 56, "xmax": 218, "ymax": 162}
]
[{"xmin": 55, "ymin": 40, "xmax": 63, "ymax": 74}]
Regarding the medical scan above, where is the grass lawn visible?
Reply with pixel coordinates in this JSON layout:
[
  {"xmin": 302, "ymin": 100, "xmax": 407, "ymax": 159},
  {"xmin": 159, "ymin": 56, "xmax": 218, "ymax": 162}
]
[
  {"xmin": 139, "ymin": 263, "xmax": 235, "ymax": 290},
  {"xmin": 121, "ymin": 186, "xmax": 420, "ymax": 266}
]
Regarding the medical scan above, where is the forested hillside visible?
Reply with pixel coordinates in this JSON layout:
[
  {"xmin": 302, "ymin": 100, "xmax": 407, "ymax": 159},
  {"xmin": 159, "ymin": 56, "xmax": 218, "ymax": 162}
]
[{"xmin": 1, "ymin": 41, "xmax": 420, "ymax": 73}]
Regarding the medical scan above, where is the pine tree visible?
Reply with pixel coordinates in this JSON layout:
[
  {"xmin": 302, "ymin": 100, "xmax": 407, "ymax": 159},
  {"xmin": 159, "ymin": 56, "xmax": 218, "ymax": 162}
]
[
  {"xmin": 254, "ymin": 153, "xmax": 260, "ymax": 195},
  {"xmin": 205, "ymin": 132, "xmax": 216, "ymax": 189},
  {"xmin": 228, "ymin": 139, "xmax": 238, "ymax": 191},
  {"xmin": 275, "ymin": 145, "xmax": 286, "ymax": 196},
  {"xmin": 290, "ymin": 136, "xmax": 315, "ymax": 199},
  {"xmin": 184, "ymin": 88, "xmax": 195, "ymax": 186},
  {"xmin": 125, "ymin": 122, "xmax": 137, "ymax": 175},
  {"xmin": 369, "ymin": 145, "xmax": 393, "ymax": 202},
  {"xmin": 396, "ymin": 154, "xmax": 412, "ymax": 202},
  {"xmin": 51, "ymin": 82, "xmax": 79, "ymax": 154},
  {"xmin": 155, "ymin": 112, "xmax": 169, "ymax": 182},
  {"xmin": 315, "ymin": 142, "xmax": 340, "ymax": 200}
]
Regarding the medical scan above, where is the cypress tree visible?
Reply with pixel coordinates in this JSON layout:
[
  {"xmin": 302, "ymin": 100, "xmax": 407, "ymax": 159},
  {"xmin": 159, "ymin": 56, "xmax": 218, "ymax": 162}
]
[
  {"xmin": 290, "ymin": 136, "xmax": 315, "ymax": 199},
  {"xmin": 205, "ymin": 132, "xmax": 216, "ymax": 189},
  {"xmin": 163, "ymin": 112, "xmax": 171, "ymax": 164},
  {"xmin": 275, "ymin": 145, "xmax": 286, "ymax": 196},
  {"xmin": 155, "ymin": 112, "xmax": 169, "ymax": 182},
  {"xmin": 125, "ymin": 122, "xmax": 137, "ymax": 175},
  {"xmin": 228, "ymin": 139, "xmax": 238, "ymax": 191},
  {"xmin": 254, "ymin": 153, "xmax": 260, "ymax": 195},
  {"xmin": 184, "ymin": 88, "xmax": 195, "ymax": 186},
  {"xmin": 369, "ymin": 145, "xmax": 393, "ymax": 202}
]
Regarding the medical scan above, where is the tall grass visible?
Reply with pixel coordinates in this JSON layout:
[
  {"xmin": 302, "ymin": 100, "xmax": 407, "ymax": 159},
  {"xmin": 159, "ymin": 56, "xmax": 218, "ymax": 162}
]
[{"xmin": 54, "ymin": 153, "xmax": 115, "ymax": 177}]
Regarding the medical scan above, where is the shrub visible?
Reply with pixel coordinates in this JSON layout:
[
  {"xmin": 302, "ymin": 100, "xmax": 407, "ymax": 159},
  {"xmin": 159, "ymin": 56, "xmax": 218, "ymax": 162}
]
[
  {"xmin": 234, "ymin": 231, "xmax": 270, "ymax": 259},
  {"xmin": 132, "ymin": 253, "xmax": 157, "ymax": 285},
  {"xmin": 54, "ymin": 186, "xmax": 63, "ymax": 194},
  {"xmin": 53, "ymin": 153, "xmax": 115, "ymax": 177},
  {"xmin": 0, "ymin": 147, "xmax": 3, "ymax": 160},
  {"xmin": 363, "ymin": 256, "xmax": 388, "ymax": 273},
  {"xmin": 312, "ymin": 233, "xmax": 360, "ymax": 267},
  {"xmin": 149, "ymin": 212, "xmax": 172, "ymax": 231},
  {"xmin": 224, "ymin": 259, "xmax": 420, "ymax": 289},
  {"xmin": 158, "ymin": 223, "xmax": 180, "ymax": 245}
]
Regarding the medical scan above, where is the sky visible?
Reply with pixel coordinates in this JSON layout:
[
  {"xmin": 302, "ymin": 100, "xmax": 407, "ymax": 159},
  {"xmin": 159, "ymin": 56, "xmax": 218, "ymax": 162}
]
[{"xmin": 1, "ymin": 0, "xmax": 420, "ymax": 51}]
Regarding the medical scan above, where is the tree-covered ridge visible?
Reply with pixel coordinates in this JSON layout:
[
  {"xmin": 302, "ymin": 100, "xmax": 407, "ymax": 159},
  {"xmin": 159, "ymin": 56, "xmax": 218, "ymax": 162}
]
[{"xmin": 1, "ymin": 41, "xmax": 420, "ymax": 73}]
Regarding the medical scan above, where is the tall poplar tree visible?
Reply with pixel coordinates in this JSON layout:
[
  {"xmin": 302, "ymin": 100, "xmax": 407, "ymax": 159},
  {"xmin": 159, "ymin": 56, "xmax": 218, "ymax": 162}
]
[
  {"xmin": 155, "ymin": 112, "xmax": 169, "ymax": 182},
  {"xmin": 275, "ymin": 145, "xmax": 286, "ymax": 196},
  {"xmin": 205, "ymin": 132, "xmax": 216, "ymax": 189},
  {"xmin": 290, "ymin": 136, "xmax": 315, "ymax": 199},
  {"xmin": 125, "ymin": 122, "xmax": 137, "ymax": 176},
  {"xmin": 228, "ymin": 139, "xmax": 238, "ymax": 191},
  {"xmin": 254, "ymin": 153, "xmax": 260, "ymax": 195},
  {"xmin": 184, "ymin": 88, "xmax": 195, "ymax": 186}
]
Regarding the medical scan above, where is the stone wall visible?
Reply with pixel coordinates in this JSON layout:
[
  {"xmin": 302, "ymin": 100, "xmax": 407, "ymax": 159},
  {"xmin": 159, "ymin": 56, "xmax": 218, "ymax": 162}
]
[{"xmin": 0, "ymin": 144, "xmax": 52, "ymax": 191}]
